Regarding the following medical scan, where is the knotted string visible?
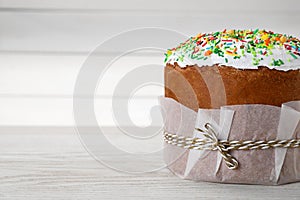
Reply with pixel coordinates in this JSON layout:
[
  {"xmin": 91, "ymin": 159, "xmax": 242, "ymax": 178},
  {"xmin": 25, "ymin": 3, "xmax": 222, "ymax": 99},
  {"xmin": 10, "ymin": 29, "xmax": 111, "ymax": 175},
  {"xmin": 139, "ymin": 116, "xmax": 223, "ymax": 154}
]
[
  {"xmin": 195, "ymin": 123, "xmax": 239, "ymax": 170},
  {"xmin": 164, "ymin": 123, "xmax": 300, "ymax": 170}
]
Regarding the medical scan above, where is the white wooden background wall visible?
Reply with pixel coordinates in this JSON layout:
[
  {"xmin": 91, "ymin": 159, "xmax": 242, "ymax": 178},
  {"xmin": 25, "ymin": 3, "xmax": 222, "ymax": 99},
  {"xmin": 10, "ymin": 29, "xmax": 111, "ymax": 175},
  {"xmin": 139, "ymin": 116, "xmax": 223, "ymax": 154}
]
[{"xmin": 0, "ymin": 0, "xmax": 300, "ymax": 126}]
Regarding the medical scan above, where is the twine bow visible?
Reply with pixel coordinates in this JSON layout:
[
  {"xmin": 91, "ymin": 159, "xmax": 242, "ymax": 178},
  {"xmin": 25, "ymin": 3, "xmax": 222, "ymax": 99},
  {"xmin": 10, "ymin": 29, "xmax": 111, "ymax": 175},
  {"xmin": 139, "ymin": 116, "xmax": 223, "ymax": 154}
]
[
  {"xmin": 164, "ymin": 123, "xmax": 300, "ymax": 170},
  {"xmin": 195, "ymin": 123, "xmax": 239, "ymax": 170}
]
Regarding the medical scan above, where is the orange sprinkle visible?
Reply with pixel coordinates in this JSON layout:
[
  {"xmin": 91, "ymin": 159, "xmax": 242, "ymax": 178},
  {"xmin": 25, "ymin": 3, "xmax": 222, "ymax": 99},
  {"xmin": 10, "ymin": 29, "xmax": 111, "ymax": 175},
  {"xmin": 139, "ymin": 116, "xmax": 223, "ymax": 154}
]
[
  {"xmin": 227, "ymin": 30, "xmax": 235, "ymax": 35},
  {"xmin": 225, "ymin": 51, "xmax": 238, "ymax": 56},
  {"xmin": 204, "ymin": 50, "xmax": 212, "ymax": 56},
  {"xmin": 280, "ymin": 36, "xmax": 287, "ymax": 43},
  {"xmin": 265, "ymin": 38, "xmax": 270, "ymax": 46}
]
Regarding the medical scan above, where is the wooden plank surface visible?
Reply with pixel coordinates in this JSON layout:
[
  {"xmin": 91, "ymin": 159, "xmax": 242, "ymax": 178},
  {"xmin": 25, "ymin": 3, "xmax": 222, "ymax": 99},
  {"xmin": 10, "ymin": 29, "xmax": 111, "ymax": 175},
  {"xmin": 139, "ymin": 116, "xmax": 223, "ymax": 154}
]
[
  {"xmin": 2, "ymin": 0, "xmax": 299, "ymax": 54},
  {"xmin": 1, "ymin": 11, "xmax": 299, "ymax": 53},
  {"xmin": 0, "ymin": 53, "xmax": 163, "ymax": 96},
  {"xmin": 0, "ymin": 53, "xmax": 164, "ymax": 127},
  {"xmin": 1, "ymin": 0, "xmax": 299, "ymax": 11},
  {"xmin": 0, "ymin": 127, "xmax": 299, "ymax": 200},
  {"xmin": 0, "ymin": 97, "xmax": 163, "ymax": 126}
]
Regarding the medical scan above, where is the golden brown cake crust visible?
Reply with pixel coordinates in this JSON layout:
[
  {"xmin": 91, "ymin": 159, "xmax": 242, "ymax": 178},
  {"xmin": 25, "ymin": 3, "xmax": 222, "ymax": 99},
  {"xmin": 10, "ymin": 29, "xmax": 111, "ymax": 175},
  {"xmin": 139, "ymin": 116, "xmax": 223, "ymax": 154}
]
[{"xmin": 165, "ymin": 63, "xmax": 300, "ymax": 111}]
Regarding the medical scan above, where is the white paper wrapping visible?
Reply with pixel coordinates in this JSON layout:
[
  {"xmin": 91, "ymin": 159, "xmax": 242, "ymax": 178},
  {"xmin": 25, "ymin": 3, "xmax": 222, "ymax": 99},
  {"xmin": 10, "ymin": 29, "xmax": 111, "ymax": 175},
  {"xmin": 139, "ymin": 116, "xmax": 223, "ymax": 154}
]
[{"xmin": 160, "ymin": 97, "xmax": 300, "ymax": 185}]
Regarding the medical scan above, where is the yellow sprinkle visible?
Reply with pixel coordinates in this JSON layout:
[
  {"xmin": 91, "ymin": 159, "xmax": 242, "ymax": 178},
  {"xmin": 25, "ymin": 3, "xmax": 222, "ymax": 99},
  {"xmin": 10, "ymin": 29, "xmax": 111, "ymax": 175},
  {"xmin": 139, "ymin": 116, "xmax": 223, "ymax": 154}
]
[
  {"xmin": 227, "ymin": 30, "xmax": 235, "ymax": 35},
  {"xmin": 196, "ymin": 33, "xmax": 202, "ymax": 38},
  {"xmin": 167, "ymin": 50, "xmax": 172, "ymax": 55},
  {"xmin": 261, "ymin": 34, "xmax": 269, "ymax": 40},
  {"xmin": 280, "ymin": 36, "xmax": 287, "ymax": 43},
  {"xmin": 225, "ymin": 51, "xmax": 238, "ymax": 56}
]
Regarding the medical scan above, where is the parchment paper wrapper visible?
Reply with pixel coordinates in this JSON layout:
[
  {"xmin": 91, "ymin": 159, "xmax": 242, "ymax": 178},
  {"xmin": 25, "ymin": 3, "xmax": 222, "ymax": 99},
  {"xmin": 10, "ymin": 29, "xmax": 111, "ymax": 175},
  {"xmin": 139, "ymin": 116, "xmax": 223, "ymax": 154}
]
[{"xmin": 160, "ymin": 97, "xmax": 300, "ymax": 185}]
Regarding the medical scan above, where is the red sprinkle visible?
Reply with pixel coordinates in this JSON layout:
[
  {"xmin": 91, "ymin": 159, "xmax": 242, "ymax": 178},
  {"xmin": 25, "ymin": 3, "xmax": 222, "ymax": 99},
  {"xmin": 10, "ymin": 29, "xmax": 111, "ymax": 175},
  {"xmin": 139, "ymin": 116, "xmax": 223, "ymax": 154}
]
[
  {"xmin": 284, "ymin": 44, "xmax": 292, "ymax": 50},
  {"xmin": 294, "ymin": 51, "xmax": 300, "ymax": 56}
]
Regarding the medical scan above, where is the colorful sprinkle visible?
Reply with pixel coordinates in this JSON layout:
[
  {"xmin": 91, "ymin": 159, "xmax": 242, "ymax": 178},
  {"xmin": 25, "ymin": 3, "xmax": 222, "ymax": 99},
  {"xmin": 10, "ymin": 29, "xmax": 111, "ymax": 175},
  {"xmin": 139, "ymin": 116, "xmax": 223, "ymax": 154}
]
[
  {"xmin": 164, "ymin": 29, "xmax": 300, "ymax": 67},
  {"xmin": 204, "ymin": 50, "xmax": 213, "ymax": 56}
]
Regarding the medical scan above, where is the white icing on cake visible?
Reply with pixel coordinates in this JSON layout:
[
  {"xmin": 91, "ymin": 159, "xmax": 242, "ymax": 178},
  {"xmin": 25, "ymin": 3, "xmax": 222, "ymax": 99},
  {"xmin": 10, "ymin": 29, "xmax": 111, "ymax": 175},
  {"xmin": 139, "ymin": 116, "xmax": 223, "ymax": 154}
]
[{"xmin": 165, "ymin": 30, "xmax": 300, "ymax": 71}]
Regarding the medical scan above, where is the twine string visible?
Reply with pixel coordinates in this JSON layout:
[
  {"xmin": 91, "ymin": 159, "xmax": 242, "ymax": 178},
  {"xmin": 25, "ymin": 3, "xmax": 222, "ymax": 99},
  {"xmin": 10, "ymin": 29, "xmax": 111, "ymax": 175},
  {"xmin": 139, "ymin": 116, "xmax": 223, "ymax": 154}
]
[
  {"xmin": 164, "ymin": 123, "xmax": 300, "ymax": 170},
  {"xmin": 195, "ymin": 123, "xmax": 239, "ymax": 170}
]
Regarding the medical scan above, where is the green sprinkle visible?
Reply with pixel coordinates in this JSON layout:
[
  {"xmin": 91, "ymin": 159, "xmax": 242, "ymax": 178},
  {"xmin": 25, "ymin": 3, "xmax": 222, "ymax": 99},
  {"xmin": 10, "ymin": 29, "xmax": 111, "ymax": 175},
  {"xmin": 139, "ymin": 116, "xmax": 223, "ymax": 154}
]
[
  {"xmin": 164, "ymin": 29, "xmax": 300, "ymax": 67},
  {"xmin": 290, "ymin": 52, "xmax": 298, "ymax": 59}
]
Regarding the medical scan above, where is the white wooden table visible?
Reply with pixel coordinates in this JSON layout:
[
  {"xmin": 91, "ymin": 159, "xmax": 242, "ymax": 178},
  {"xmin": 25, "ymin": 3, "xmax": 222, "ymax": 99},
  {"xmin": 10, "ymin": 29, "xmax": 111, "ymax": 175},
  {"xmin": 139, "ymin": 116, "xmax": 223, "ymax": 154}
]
[
  {"xmin": 0, "ymin": 127, "xmax": 299, "ymax": 200},
  {"xmin": 1, "ymin": 1, "xmax": 300, "ymax": 199}
]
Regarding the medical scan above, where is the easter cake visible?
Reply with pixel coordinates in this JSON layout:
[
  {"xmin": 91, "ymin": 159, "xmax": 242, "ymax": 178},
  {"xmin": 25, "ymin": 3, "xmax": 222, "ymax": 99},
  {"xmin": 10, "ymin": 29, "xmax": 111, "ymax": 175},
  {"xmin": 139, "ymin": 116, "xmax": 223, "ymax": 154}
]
[
  {"xmin": 164, "ymin": 29, "xmax": 300, "ymax": 111},
  {"xmin": 162, "ymin": 30, "xmax": 300, "ymax": 185}
]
